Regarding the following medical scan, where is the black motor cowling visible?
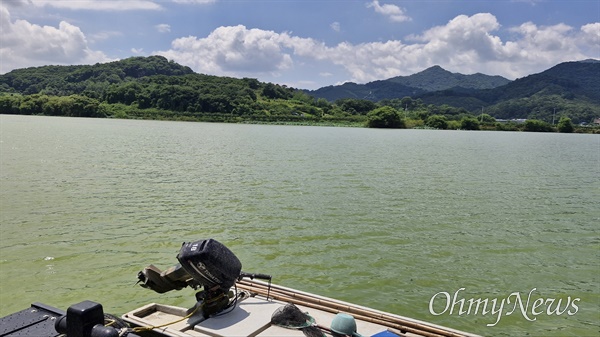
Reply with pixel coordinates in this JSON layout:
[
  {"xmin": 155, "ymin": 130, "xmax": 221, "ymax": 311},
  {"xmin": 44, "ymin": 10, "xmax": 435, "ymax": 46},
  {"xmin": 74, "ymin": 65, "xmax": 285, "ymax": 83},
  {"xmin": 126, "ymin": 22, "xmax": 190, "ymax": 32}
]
[{"xmin": 176, "ymin": 239, "xmax": 242, "ymax": 291}]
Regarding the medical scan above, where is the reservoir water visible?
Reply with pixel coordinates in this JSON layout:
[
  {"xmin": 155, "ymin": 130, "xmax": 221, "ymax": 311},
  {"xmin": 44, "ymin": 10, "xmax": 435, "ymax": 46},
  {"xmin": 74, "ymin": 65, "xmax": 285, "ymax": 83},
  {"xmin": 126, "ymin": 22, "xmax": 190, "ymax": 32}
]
[{"xmin": 0, "ymin": 115, "xmax": 598, "ymax": 336}]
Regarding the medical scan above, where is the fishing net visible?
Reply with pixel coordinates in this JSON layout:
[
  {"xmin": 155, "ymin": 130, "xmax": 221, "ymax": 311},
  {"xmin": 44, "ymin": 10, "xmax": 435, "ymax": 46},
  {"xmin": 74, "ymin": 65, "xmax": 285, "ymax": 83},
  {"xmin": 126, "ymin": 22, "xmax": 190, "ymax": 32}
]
[
  {"xmin": 271, "ymin": 304, "xmax": 326, "ymax": 337},
  {"xmin": 271, "ymin": 303, "xmax": 312, "ymax": 328}
]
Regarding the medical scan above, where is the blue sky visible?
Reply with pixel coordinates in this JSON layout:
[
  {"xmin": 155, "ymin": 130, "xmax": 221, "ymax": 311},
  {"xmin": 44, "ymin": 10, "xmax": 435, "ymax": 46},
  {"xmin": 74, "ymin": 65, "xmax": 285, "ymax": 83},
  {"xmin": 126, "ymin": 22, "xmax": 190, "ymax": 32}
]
[{"xmin": 1, "ymin": 0, "xmax": 599, "ymax": 89}]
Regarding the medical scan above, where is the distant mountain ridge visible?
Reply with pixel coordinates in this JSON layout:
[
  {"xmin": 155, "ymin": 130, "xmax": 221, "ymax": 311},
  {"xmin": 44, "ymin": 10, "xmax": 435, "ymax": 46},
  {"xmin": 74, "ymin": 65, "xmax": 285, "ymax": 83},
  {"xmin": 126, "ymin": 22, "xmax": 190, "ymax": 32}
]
[
  {"xmin": 306, "ymin": 60, "xmax": 599, "ymax": 124},
  {"xmin": 305, "ymin": 80, "xmax": 426, "ymax": 102},
  {"xmin": 387, "ymin": 65, "xmax": 511, "ymax": 91},
  {"xmin": 307, "ymin": 65, "xmax": 511, "ymax": 102},
  {"xmin": 427, "ymin": 60, "xmax": 600, "ymax": 105},
  {"xmin": 1, "ymin": 57, "xmax": 598, "ymax": 124},
  {"xmin": 416, "ymin": 60, "xmax": 600, "ymax": 122}
]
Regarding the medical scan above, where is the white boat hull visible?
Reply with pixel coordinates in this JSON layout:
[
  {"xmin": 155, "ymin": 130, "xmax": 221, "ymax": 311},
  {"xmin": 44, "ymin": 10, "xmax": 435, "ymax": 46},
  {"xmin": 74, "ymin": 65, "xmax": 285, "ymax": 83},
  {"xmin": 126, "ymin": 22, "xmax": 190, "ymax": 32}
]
[{"xmin": 122, "ymin": 279, "xmax": 481, "ymax": 337}]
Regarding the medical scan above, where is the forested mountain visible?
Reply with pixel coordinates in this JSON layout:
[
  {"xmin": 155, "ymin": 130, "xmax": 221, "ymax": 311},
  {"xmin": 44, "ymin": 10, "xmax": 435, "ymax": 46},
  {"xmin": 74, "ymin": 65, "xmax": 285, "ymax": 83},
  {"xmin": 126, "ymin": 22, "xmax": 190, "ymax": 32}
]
[
  {"xmin": 388, "ymin": 65, "xmax": 511, "ymax": 91},
  {"xmin": 0, "ymin": 56, "xmax": 328, "ymax": 122},
  {"xmin": 419, "ymin": 60, "xmax": 600, "ymax": 123},
  {"xmin": 306, "ymin": 65, "xmax": 510, "ymax": 102},
  {"xmin": 305, "ymin": 61, "xmax": 599, "ymax": 124},
  {"xmin": 491, "ymin": 60, "xmax": 600, "ymax": 103},
  {"xmin": 304, "ymin": 80, "xmax": 426, "ymax": 102},
  {"xmin": 0, "ymin": 56, "xmax": 194, "ymax": 96},
  {"xmin": 0, "ymin": 56, "xmax": 598, "ymax": 127}
]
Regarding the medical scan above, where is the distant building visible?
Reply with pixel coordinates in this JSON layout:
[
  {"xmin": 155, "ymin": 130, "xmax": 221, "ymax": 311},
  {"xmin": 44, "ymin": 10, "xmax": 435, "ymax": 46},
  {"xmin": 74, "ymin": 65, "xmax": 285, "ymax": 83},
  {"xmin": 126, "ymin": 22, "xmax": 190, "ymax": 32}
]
[
  {"xmin": 496, "ymin": 118, "xmax": 527, "ymax": 124},
  {"xmin": 593, "ymin": 118, "xmax": 600, "ymax": 125}
]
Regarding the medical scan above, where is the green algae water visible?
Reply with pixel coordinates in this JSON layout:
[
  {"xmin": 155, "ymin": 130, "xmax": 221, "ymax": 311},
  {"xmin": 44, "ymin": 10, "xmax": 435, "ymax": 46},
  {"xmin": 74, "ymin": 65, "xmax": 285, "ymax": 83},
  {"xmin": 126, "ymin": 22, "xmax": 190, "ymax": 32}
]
[{"xmin": 1, "ymin": 115, "xmax": 598, "ymax": 337}]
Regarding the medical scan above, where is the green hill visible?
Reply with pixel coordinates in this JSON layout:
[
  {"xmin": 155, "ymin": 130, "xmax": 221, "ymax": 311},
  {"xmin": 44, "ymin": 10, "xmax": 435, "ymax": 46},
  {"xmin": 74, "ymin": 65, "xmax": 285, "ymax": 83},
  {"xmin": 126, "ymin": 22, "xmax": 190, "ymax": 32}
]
[
  {"xmin": 308, "ymin": 80, "xmax": 426, "ymax": 102},
  {"xmin": 387, "ymin": 65, "xmax": 511, "ymax": 91},
  {"xmin": 0, "ymin": 56, "xmax": 195, "ymax": 96},
  {"xmin": 1, "ymin": 56, "xmax": 598, "ymax": 127},
  {"xmin": 419, "ymin": 60, "xmax": 600, "ymax": 123},
  {"xmin": 0, "ymin": 56, "xmax": 339, "ymax": 123},
  {"xmin": 305, "ymin": 61, "xmax": 599, "ymax": 124},
  {"xmin": 491, "ymin": 60, "xmax": 600, "ymax": 103},
  {"xmin": 306, "ymin": 65, "xmax": 510, "ymax": 102}
]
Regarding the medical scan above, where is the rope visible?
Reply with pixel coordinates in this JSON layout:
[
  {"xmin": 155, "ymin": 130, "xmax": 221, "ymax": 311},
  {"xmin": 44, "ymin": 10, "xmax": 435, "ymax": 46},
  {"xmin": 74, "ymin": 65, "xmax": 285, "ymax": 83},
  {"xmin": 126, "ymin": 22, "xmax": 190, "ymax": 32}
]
[
  {"xmin": 131, "ymin": 302, "xmax": 202, "ymax": 333},
  {"xmin": 129, "ymin": 289, "xmax": 248, "ymax": 333}
]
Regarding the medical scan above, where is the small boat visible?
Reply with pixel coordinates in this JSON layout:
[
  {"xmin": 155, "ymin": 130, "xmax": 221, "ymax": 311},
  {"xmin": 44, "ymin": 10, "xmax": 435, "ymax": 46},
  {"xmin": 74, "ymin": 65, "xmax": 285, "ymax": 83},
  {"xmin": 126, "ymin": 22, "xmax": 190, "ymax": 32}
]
[{"xmin": 0, "ymin": 239, "xmax": 481, "ymax": 337}]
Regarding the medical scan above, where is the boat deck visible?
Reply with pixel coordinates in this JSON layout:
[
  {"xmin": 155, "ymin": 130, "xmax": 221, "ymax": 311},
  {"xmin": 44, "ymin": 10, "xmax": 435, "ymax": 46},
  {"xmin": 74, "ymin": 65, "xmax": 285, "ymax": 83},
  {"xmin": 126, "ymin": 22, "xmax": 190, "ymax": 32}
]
[
  {"xmin": 122, "ymin": 280, "xmax": 481, "ymax": 337},
  {"xmin": 0, "ymin": 303, "xmax": 65, "ymax": 337}
]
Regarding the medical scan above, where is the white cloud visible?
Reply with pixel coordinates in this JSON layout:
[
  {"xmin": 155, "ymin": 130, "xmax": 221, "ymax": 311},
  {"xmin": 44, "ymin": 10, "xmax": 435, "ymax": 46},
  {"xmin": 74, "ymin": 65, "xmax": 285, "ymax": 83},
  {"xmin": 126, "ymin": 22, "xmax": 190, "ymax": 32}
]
[
  {"xmin": 331, "ymin": 13, "xmax": 593, "ymax": 81},
  {"xmin": 89, "ymin": 30, "xmax": 122, "ymax": 42},
  {"xmin": 1, "ymin": 0, "xmax": 31, "ymax": 7},
  {"xmin": 500, "ymin": 21, "xmax": 588, "ymax": 71},
  {"xmin": 581, "ymin": 22, "xmax": 600, "ymax": 38},
  {"xmin": 330, "ymin": 22, "xmax": 341, "ymax": 32},
  {"xmin": 29, "ymin": 0, "xmax": 162, "ymax": 11},
  {"xmin": 510, "ymin": 0, "xmax": 543, "ymax": 5},
  {"xmin": 156, "ymin": 13, "xmax": 598, "ymax": 87},
  {"xmin": 580, "ymin": 23, "xmax": 600, "ymax": 51},
  {"xmin": 156, "ymin": 23, "xmax": 171, "ymax": 33},
  {"xmin": 156, "ymin": 25, "xmax": 294, "ymax": 76},
  {"xmin": 0, "ymin": 5, "xmax": 112, "ymax": 73},
  {"xmin": 403, "ymin": 13, "xmax": 505, "ymax": 69},
  {"xmin": 172, "ymin": 0, "xmax": 217, "ymax": 3},
  {"xmin": 2, "ymin": 4, "xmax": 596, "ymax": 89},
  {"xmin": 511, "ymin": 22, "xmax": 574, "ymax": 51},
  {"xmin": 6, "ymin": 0, "xmax": 215, "ymax": 10},
  {"xmin": 366, "ymin": 0, "xmax": 411, "ymax": 23}
]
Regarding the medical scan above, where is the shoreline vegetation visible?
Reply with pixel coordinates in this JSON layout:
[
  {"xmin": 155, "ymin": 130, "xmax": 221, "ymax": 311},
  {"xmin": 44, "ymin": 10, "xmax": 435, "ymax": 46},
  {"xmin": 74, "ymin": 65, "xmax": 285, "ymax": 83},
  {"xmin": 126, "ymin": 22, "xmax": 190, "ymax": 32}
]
[
  {"xmin": 1, "ymin": 93, "xmax": 598, "ymax": 134},
  {"xmin": 2, "ymin": 104, "xmax": 598, "ymax": 134},
  {"xmin": 1, "ymin": 91, "xmax": 598, "ymax": 133},
  {"xmin": 1, "ymin": 56, "xmax": 598, "ymax": 134}
]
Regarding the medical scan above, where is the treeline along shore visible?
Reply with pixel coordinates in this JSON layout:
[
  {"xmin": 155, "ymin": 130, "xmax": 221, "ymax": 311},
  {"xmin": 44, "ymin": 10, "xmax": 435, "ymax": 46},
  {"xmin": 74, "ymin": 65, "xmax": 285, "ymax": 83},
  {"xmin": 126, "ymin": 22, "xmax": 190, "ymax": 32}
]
[{"xmin": 1, "ymin": 56, "xmax": 598, "ymax": 133}]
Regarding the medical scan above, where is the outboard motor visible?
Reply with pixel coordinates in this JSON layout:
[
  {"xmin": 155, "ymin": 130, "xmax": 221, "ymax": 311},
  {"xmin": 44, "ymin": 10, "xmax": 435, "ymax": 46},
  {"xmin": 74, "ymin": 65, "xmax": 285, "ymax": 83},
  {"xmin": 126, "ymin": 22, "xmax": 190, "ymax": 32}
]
[
  {"xmin": 137, "ymin": 239, "xmax": 270, "ymax": 318},
  {"xmin": 177, "ymin": 239, "xmax": 242, "ymax": 292}
]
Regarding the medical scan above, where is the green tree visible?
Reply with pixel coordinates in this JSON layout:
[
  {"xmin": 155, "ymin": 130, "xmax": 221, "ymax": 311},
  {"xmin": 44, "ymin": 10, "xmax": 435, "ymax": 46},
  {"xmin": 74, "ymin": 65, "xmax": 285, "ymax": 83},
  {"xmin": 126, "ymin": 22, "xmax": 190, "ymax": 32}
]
[
  {"xmin": 261, "ymin": 83, "xmax": 292, "ymax": 99},
  {"xmin": 460, "ymin": 117, "xmax": 480, "ymax": 130},
  {"xmin": 0, "ymin": 94, "xmax": 21, "ymax": 114},
  {"xmin": 400, "ymin": 96, "xmax": 416, "ymax": 110},
  {"xmin": 335, "ymin": 98, "xmax": 376, "ymax": 115},
  {"xmin": 557, "ymin": 116, "xmax": 574, "ymax": 133},
  {"xmin": 523, "ymin": 119, "xmax": 554, "ymax": 132},
  {"xmin": 447, "ymin": 120, "xmax": 461, "ymax": 130},
  {"xmin": 18, "ymin": 94, "xmax": 47, "ymax": 115},
  {"xmin": 425, "ymin": 115, "xmax": 448, "ymax": 129},
  {"xmin": 477, "ymin": 113, "xmax": 496, "ymax": 124},
  {"xmin": 366, "ymin": 106, "xmax": 405, "ymax": 128},
  {"xmin": 69, "ymin": 95, "xmax": 103, "ymax": 117},
  {"xmin": 242, "ymin": 77, "xmax": 260, "ymax": 89}
]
